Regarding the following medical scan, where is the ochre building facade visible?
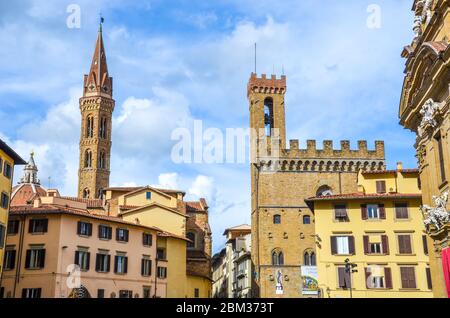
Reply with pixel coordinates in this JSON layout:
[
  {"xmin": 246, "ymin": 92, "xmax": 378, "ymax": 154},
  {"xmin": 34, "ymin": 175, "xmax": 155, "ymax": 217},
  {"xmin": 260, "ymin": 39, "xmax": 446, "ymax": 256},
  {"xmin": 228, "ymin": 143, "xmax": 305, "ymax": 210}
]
[{"xmin": 248, "ymin": 73, "xmax": 386, "ymax": 298}]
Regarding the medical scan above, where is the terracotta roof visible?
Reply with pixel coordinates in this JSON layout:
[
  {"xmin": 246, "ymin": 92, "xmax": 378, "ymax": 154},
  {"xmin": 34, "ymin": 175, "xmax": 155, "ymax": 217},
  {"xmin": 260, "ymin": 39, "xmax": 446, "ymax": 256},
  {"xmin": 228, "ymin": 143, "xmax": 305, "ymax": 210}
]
[
  {"xmin": 9, "ymin": 204, "xmax": 161, "ymax": 232},
  {"xmin": 0, "ymin": 138, "xmax": 26, "ymax": 164},
  {"xmin": 362, "ymin": 169, "xmax": 419, "ymax": 175},
  {"xmin": 11, "ymin": 183, "xmax": 47, "ymax": 206},
  {"xmin": 60, "ymin": 196, "xmax": 104, "ymax": 208},
  {"xmin": 185, "ymin": 198, "xmax": 208, "ymax": 213},
  {"xmin": 305, "ymin": 192, "xmax": 422, "ymax": 202},
  {"xmin": 223, "ymin": 224, "xmax": 251, "ymax": 235},
  {"xmin": 119, "ymin": 205, "xmax": 140, "ymax": 210},
  {"xmin": 157, "ymin": 231, "xmax": 192, "ymax": 242}
]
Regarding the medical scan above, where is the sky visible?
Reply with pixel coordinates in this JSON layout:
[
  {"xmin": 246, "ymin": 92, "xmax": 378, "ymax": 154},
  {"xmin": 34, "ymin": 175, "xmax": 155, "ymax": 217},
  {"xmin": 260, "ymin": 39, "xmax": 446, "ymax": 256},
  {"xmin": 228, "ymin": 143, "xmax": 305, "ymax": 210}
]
[{"xmin": 0, "ymin": 0, "xmax": 417, "ymax": 252}]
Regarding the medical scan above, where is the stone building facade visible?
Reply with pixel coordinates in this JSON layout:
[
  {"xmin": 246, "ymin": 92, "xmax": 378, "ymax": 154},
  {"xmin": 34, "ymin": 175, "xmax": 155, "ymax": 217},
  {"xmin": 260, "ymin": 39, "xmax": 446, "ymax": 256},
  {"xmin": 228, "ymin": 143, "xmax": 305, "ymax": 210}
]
[
  {"xmin": 248, "ymin": 73, "xmax": 386, "ymax": 298},
  {"xmin": 399, "ymin": 0, "xmax": 450, "ymax": 298},
  {"xmin": 78, "ymin": 24, "xmax": 114, "ymax": 199}
]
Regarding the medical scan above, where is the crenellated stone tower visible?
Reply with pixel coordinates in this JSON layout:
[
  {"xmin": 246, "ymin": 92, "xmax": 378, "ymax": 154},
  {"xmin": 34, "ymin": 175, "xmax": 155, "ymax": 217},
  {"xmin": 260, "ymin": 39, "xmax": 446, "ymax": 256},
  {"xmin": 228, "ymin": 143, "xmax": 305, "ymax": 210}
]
[
  {"xmin": 248, "ymin": 73, "xmax": 386, "ymax": 298},
  {"xmin": 78, "ymin": 23, "xmax": 114, "ymax": 199}
]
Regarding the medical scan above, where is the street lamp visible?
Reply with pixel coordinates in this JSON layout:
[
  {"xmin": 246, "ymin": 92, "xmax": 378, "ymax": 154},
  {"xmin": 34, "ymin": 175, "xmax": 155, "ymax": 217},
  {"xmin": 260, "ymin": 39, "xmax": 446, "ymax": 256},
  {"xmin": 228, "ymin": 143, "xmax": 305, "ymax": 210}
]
[{"xmin": 344, "ymin": 258, "xmax": 358, "ymax": 298}]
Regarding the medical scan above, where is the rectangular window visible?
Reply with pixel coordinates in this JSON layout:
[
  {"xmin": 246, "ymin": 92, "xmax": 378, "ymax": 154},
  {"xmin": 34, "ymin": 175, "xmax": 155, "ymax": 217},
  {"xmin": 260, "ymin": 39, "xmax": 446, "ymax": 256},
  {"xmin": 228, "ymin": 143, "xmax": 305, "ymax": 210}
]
[
  {"xmin": 337, "ymin": 267, "xmax": 351, "ymax": 289},
  {"xmin": 435, "ymin": 134, "xmax": 446, "ymax": 183},
  {"xmin": 398, "ymin": 235, "xmax": 413, "ymax": 254},
  {"xmin": 157, "ymin": 248, "xmax": 166, "ymax": 260},
  {"xmin": 376, "ymin": 180, "xmax": 386, "ymax": 194},
  {"xmin": 74, "ymin": 250, "xmax": 90, "ymax": 271},
  {"xmin": 141, "ymin": 258, "xmax": 152, "ymax": 277},
  {"xmin": 116, "ymin": 228, "xmax": 129, "ymax": 242},
  {"xmin": 77, "ymin": 222, "xmax": 92, "ymax": 237},
  {"xmin": 1, "ymin": 192, "xmax": 9, "ymax": 209},
  {"xmin": 3, "ymin": 162, "xmax": 12, "ymax": 179},
  {"xmin": 157, "ymin": 267, "xmax": 167, "ymax": 279},
  {"xmin": 25, "ymin": 248, "xmax": 46, "ymax": 269},
  {"xmin": 95, "ymin": 253, "xmax": 110, "ymax": 273},
  {"xmin": 423, "ymin": 235, "xmax": 429, "ymax": 255},
  {"xmin": 119, "ymin": 290, "xmax": 133, "ymax": 298},
  {"xmin": 395, "ymin": 203, "xmax": 409, "ymax": 219},
  {"xmin": 143, "ymin": 233, "xmax": 153, "ymax": 246},
  {"xmin": 194, "ymin": 288, "xmax": 200, "ymax": 298},
  {"xmin": 98, "ymin": 225, "xmax": 112, "ymax": 240},
  {"xmin": 0, "ymin": 224, "xmax": 5, "ymax": 247},
  {"xmin": 369, "ymin": 242, "xmax": 382, "ymax": 254},
  {"xmin": 334, "ymin": 205, "xmax": 348, "ymax": 222},
  {"xmin": 426, "ymin": 268, "xmax": 432, "ymax": 290},
  {"xmin": 336, "ymin": 236, "xmax": 349, "ymax": 255},
  {"xmin": 3, "ymin": 249, "xmax": 16, "ymax": 270},
  {"xmin": 97, "ymin": 289, "xmax": 105, "ymax": 298},
  {"xmin": 28, "ymin": 219, "xmax": 48, "ymax": 233},
  {"xmin": 143, "ymin": 286, "xmax": 152, "ymax": 299},
  {"xmin": 146, "ymin": 191, "xmax": 152, "ymax": 200},
  {"xmin": 114, "ymin": 255, "xmax": 128, "ymax": 274},
  {"xmin": 367, "ymin": 204, "xmax": 379, "ymax": 219},
  {"xmin": 21, "ymin": 288, "xmax": 41, "ymax": 298},
  {"xmin": 400, "ymin": 267, "xmax": 417, "ymax": 289},
  {"xmin": 7, "ymin": 219, "xmax": 19, "ymax": 235}
]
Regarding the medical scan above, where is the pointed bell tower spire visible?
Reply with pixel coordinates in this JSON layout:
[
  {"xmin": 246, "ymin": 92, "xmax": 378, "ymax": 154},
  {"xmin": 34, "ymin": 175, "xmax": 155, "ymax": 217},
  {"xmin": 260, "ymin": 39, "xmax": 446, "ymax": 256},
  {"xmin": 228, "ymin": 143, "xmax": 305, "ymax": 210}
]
[
  {"xmin": 78, "ymin": 20, "xmax": 115, "ymax": 199},
  {"xmin": 83, "ymin": 16, "xmax": 112, "ymax": 97}
]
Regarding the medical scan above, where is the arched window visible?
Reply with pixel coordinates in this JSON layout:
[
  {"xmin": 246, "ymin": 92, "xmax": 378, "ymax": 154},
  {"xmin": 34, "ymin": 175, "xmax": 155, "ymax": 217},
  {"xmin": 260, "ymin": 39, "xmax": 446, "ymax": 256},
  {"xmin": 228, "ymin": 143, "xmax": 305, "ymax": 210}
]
[
  {"xmin": 271, "ymin": 249, "xmax": 284, "ymax": 266},
  {"xmin": 316, "ymin": 185, "xmax": 333, "ymax": 197},
  {"xmin": 84, "ymin": 150, "xmax": 92, "ymax": 168},
  {"xmin": 86, "ymin": 116, "xmax": 94, "ymax": 138},
  {"xmin": 304, "ymin": 250, "xmax": 316, "ymax": 266},
  {"xmin": 187, "ymin": 232, "xmax": 196, "ymax": 249},
  {"xmin": 99, "ymin": 117, "xmax": 107, "ymax": 139},
  {"xmin": 83, "ymin": 188, "xmax": 90, "ymax": 199},
  {"xmin": 273, "ymin": 214, "xmax": 281, "ymax": 224},
  {"xmin": 98, "ymin": 151, "xmax": 105, "ymax": 169},
  {"xmin": 264, "ymin": 98, "xmax": 274, "ymax": 136},
  {"xmin": 303, "ymin": 215, "xmax": 311, "ymax": 225},
  {"xmin": 97, "ymin": 188, "xmax": 103, "ymax": 199}
]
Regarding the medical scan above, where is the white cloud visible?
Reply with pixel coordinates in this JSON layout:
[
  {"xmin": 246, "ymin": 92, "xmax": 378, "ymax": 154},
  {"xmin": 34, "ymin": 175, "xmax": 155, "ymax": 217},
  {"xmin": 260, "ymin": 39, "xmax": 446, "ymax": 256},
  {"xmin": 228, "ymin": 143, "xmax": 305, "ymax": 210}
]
[
  {"xmin": 157, "ymin": 173, "xmax": 179, "ymax": 189},
  {"xmin": 188, "ymin": 175, "xmax": 216, "ymax": 201}
]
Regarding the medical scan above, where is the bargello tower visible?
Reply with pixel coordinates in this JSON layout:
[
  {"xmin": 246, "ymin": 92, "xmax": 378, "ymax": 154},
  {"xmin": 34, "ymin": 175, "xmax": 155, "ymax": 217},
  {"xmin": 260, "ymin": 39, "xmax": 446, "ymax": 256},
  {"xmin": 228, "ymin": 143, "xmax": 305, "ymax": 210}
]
[
  {"xmin": 248, "ymin": 73, "xmax": 386, "ymax": 298},
  {"xmin": 78, "ymin": 23, "xmax": 114, "ymax": 199}
]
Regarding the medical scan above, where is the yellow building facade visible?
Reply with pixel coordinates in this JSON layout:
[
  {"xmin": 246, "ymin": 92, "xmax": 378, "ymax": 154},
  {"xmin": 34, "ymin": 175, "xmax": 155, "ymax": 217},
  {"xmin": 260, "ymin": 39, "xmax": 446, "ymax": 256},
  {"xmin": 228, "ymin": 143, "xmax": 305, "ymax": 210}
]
[
  {"xmin": 399, "ymin": 0, "xmax": 450, "ymax": 298},
  {"xmin": 0, "ymin": 139, "xmax": 26, "ymax": 287},
  {"xmin": 306, "ymin": 165, "xmax": 433, "ymax": 298}
]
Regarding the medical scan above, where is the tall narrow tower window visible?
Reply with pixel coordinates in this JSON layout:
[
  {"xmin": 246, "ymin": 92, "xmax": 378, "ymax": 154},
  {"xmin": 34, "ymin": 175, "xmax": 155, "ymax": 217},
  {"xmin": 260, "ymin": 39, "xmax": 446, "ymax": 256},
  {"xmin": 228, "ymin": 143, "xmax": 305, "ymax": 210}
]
[
  {"xmin": 264, "ymin": 98, "xmax": 274, "ymax": 136},
  {"xmin": 84, "ymin": 150, "xmax": 92, "ymax": 168},
  {"xmin": 83, "ymin": 188, "xmax": 90, "ymax": 199},
  {"xmin": 86, "ymin": 116, "xmax": 94, "ymax": 138},
  {"xmin": 98, "ymin": 151, "xmax": 105, "ymax": 169},
  {"xmin": 99, "ymin": 117, "xmax": 107, "ymax": 139}
]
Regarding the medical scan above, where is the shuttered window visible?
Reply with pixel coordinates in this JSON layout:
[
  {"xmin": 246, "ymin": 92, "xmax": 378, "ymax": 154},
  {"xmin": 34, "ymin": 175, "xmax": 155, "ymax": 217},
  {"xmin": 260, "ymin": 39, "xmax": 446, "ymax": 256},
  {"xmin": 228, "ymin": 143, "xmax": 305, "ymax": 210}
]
[
  {"xmin": 28, "ymin": 219, "xmax": 48, "ymax": 233},
  {"xmin": 95, "ymin": 253, "xmax": 111, "ymax": 272},
  {"xmin": 376, "ymin": 181, "xmax": 386, "ymax": 194},
  {"xmin": 398, "ymin": 235, "xmax": 412, "ymax": 254},
  {"xmin": 25, "ymin": 248, "xmax": 46, "ymax": 269},
  {"xmin": 422, "ymin": 235, "xmax": 429, "ymax": 255},
  {"xmin": 98, "ymin": 225, "xmax": 112, "ymax": 240},
  {"xmin": 74, "ymin": 251, "xmax": 90, "ymax": 271},
  {"xmin": 77, "ymin": 221, "xmax": 92, "ymax": 236},
  {"xmin": 337, "ymin": 267, "xmax": 351, "ymax": 289},
  {"xmin": 395, "ymin": 203, "xmax": 409, "ymax": 219},
  {"xmin": 334, "ymin": 205, "xmax": 348, "ymax": 221},
  {"xmin": 426, "ymin": 268, "xmax": 432, "ymax": 290},
  {"xmin": 141, "ymin": 258, "xmax": 152, "ymax": 277},
  {"xmin": 400, "ymin": 267, "xmax": 416, "ymax": 289},
  {"xmin": 116, "ymin": 228, "xmax": 129, "ymax": 242}
]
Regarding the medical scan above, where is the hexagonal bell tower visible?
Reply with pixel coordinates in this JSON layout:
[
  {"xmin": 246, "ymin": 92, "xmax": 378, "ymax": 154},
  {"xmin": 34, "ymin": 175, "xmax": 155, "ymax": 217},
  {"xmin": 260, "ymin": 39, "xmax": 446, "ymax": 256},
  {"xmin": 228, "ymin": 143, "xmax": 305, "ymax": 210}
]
[{"xmin": 78, "ymin": 22, "xmax": 114, "ymax": 199}]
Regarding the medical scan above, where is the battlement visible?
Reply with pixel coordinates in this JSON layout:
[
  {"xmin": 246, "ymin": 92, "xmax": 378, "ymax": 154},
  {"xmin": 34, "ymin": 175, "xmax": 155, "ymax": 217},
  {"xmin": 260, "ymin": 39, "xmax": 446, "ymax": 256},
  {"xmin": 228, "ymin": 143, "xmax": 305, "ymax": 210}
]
[
  {"xmin": 257, "ymin": 140, "xmax": 386, "ymax": 173},
  {"xmin": 247, "ymin": 73, "xmax": 287, "ymax": 97}
]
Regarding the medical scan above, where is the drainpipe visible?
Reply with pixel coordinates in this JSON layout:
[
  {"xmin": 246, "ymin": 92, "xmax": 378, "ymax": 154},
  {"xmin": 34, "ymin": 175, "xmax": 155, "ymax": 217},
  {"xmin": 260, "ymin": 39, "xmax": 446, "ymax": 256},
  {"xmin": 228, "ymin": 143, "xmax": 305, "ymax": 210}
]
[{"xmin": 13, "ymin": 215, "xmax": 26, "ymax": 298}]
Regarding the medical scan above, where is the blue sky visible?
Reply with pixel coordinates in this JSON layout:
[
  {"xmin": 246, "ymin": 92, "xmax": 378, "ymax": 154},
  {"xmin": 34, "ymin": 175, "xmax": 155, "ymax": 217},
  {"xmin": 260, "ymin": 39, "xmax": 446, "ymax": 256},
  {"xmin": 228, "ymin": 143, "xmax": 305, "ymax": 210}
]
[{"xmin": 0, "ymin": 0, "xmax": 416, "ymax": 252}]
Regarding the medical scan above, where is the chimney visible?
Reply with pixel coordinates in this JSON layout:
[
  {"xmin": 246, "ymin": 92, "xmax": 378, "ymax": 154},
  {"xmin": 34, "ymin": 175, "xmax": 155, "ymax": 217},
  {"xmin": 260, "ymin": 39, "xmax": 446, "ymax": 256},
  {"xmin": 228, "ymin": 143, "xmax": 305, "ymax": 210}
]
[{"xmin": 396, "ymin": 162, "xmax": 403, "ymax": 171}]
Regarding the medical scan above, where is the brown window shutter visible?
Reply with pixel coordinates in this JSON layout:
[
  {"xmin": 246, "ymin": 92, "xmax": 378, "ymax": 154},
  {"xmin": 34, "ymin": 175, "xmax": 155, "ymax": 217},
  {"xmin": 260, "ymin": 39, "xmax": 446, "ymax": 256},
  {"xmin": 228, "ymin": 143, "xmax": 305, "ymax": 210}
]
[
  {"xmin": 338, "ymin": 267, "xmax": 346, "ymax": 288},
  {"xmin": 426, "ymin": 268, "xmax": 432, "ymax": 290},
  {"xmin": 348, "ymin": 236, "xmax": 355, "ymax": 255},
  {"xmin": 395, "ymin": 203, "xmax": 408, "ymax": 219},
  {"xmin": 381, "ymin": 235, "xmax": 389, "ymax": 255},
  {"xmin": 422, "ymin": 235, "xmax": 428, "ymax": 255},
  {"xmin": 331, "ymin": 236, "xmax": 337, "ymax": 255},
  {"xmin": 365, "ymin": 267, "xmax": 371, "ymax": 289},
  {"xmin": 404, "ymin": 235, "xmax": 412, "ymax": 254},
  {"xmin": 384, "ymin": 267, "xmax": 392, "ymax": 289},
  {"xmin": 361, "ymin": 204, "xmax": 368, "ymax": 220},
  {"xmin": 376, "ymin": 181, "xmax": 386, "ymax": 194},
  {"xmin": 379, "ymin": 204, "xmax": 386, "ymax": 219},
  {"xmin": 363, "ymin": 235, "xmax": 370, "ymax": 254},
  {"xmin": 409, "ymin": 268, "xmax": 416, "ymax": 289}
]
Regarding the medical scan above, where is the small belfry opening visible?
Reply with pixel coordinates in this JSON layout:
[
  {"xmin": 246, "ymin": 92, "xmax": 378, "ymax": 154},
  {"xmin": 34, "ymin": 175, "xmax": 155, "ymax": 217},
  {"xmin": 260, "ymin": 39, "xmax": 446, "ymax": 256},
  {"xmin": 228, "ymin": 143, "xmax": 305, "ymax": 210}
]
[{"xmin": 264, "ymin": 97, "xmax": 274, "ymax": 136}]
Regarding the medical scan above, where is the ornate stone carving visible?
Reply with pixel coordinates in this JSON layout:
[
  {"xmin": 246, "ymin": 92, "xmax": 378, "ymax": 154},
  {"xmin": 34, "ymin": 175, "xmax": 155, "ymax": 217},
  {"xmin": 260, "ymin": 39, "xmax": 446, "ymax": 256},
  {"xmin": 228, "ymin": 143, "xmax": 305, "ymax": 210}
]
[
  {"xmin": 413, "ymin": 15, "xmax": 423, "ymax": 39},
  {"xmin": 421, "ymin": 191, "xmax": 450, "ymax": 231},
  {"xmin": 416, "ymin": 144, "xmax": 427, "ymax": 167},
  {"xmin": 418, "ymin": 98, "xmax": 440, "ymax": 137},
  {"xmin": 422, "ymin": 0, "xmax": 433, "ymax": 24}
]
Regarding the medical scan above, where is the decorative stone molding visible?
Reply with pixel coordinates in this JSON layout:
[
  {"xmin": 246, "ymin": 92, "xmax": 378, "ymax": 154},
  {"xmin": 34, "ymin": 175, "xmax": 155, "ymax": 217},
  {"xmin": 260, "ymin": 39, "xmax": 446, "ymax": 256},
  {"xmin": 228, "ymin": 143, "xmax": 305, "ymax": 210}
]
[
  {"xmin": 418, "ymin": 98, "xmax": 440, "ymax": 137},
  {"xmin": 416, "ymin": 144, "xmax": 427, "ymax": 167},
  {"xmin": 421, "ymin": 191, "xmax": 450, "ymax": 231}
]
